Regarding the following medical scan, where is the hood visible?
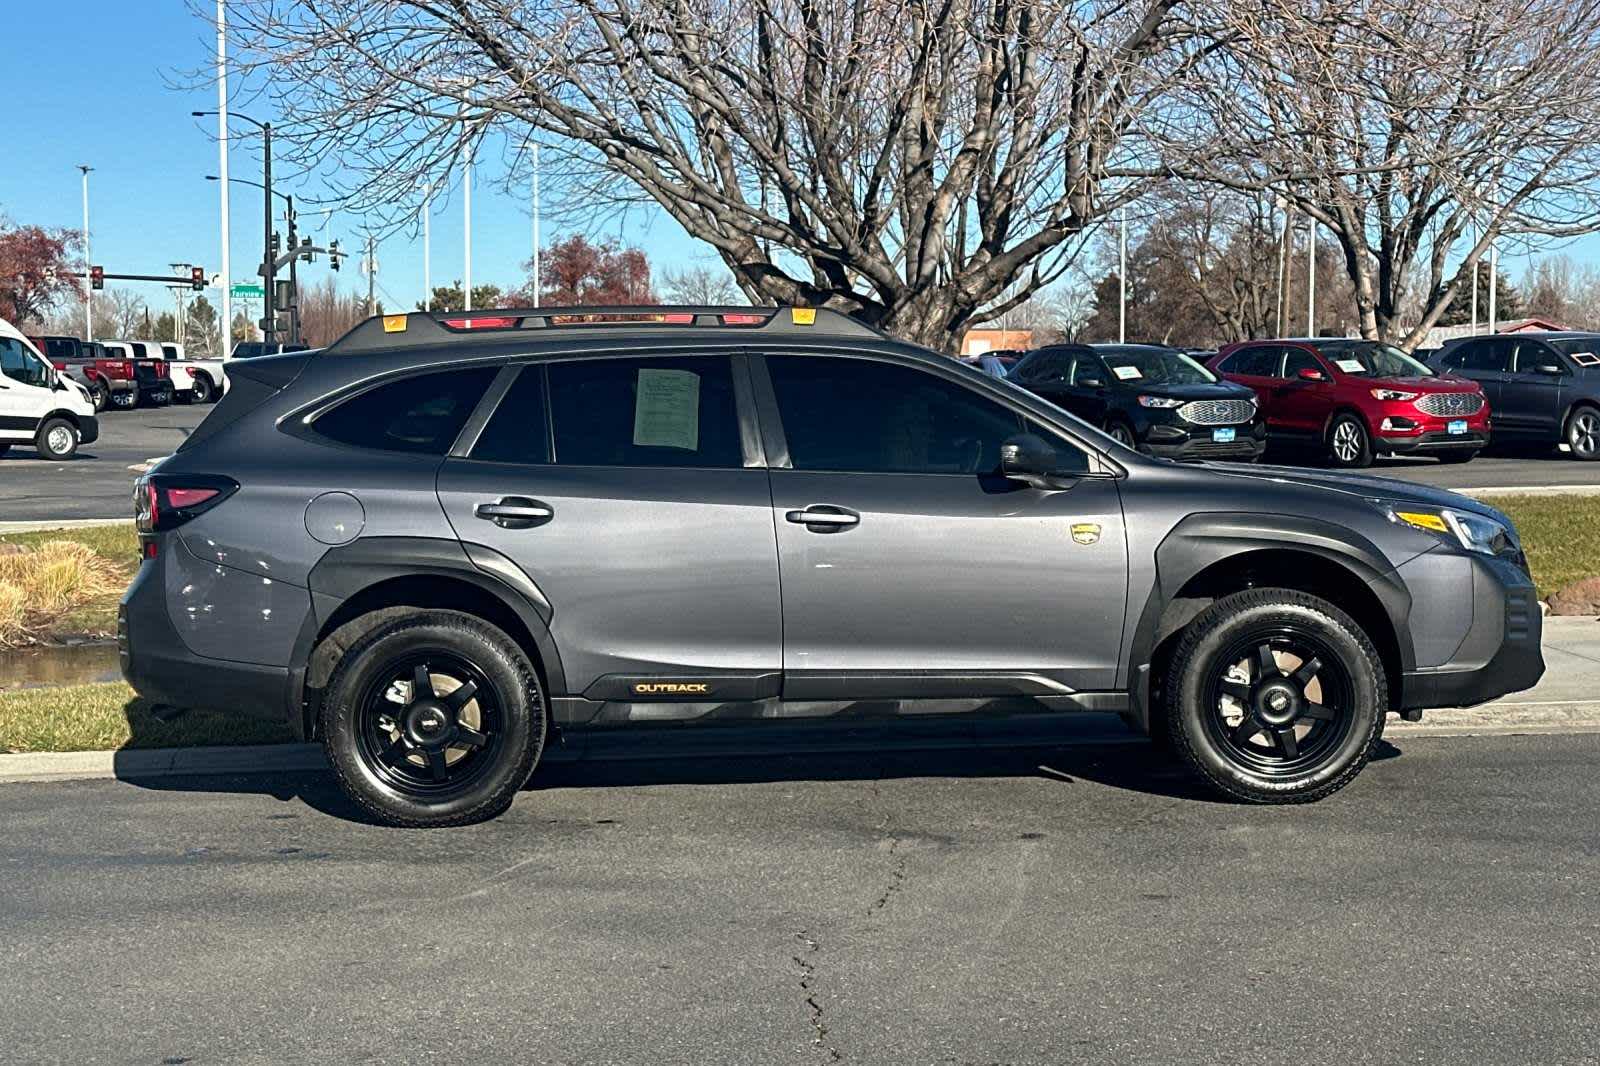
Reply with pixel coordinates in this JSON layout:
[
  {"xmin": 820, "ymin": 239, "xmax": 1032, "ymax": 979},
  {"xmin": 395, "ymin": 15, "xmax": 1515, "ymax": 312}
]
[
  {"xmin": 1195, "ymin": 461, "xmax": 1508, "ymax": 522},
  {"xmin": 1364, "ymin": 374, "xmax": 1481, "ymax": 393},
  {"xmin": 1123, "ymin": 380, "xmax": 1255, "ymax": 401}
]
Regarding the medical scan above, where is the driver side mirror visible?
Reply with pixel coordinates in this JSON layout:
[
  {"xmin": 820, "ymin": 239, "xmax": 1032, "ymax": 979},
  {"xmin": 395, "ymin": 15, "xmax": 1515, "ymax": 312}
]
[
  {"xmin": 1296, "ymin": 367, "xmax": 1327, "ymax": 382},
  {"xmin": 1000, "ymin": 433, "xmax": 1061, "ymax": 487},
  {"xmin": 1533, "ymin": 364, "xmax": 1566, "ymax": 377},
  {"xmin": 1077, "ymin": 376, "xmax": 1106, "ymax": 389}
]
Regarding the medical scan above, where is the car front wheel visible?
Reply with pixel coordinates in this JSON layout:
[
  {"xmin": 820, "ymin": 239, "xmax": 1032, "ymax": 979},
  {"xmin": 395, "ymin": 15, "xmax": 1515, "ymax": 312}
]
[
  {"xmin": 320, "ymin": 610, "xmax": 546, "ymax": 827},
  {"xmin": 89, "ymin": 382, "xmax": 109, "ymax": 412},
  {"xmin": 1166, "ymin": 588, "xmax": 1385, "ymax": 803},
  {"xmin": 1327, "ymin": 414, "xmax": 1373, "ymax": 467},
  {"xmin": 35, "ymin": 417, "xmax": 80, "ymax": 461}
]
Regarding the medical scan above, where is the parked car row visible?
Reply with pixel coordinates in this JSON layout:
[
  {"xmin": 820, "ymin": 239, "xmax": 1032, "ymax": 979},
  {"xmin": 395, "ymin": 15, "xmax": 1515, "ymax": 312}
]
[
  {"xmin": 28, "ymin": 335, "xmax": 226, "ymax": 413},
  {"xmin": 994, "ymin": 330, "xmax": 1600, "ymax": 467},
  {"xmin": 0, "ymin": 319, "xmax": 98, "ymax": 460}
]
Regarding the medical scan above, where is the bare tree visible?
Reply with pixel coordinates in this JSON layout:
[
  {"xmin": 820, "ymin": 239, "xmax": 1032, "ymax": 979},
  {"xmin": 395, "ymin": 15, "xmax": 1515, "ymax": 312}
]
[
  {"xmin": 661, "ymin": 265, "xmax": 745, "ymax": 306},
  {"xmin": 101, "ymin": 289, "xmax": 146, "ymax": 339},
  {"xmin": 1522, "ymin": 254, "xmax": 1600, "ymax": 329},
  {"xmin": 1156, "ymin": 0, "xmax": 1600, "ymax": 349},
  {"xmin": 218, "ymin": 0, "xmax": 1197, "ymax": 350}
]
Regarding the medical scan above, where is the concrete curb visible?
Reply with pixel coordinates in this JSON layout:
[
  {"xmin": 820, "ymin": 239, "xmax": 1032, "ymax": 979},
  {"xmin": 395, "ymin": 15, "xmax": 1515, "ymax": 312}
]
[
  {"xmin": 0, "ymin": 518, "xmax": 133, "ymax": 533},
  {"xmin": 1455, "ymin": 485, "xmax": 1600, "ymax": 497},
  {"xmin": 0, "ymin": 743, "xmax": 325, "ymax": 784}
]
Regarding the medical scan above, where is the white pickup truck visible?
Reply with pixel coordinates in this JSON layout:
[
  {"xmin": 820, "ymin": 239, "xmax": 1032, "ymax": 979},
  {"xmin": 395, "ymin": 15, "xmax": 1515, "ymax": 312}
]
[{"xmin": 152, "ymin": 342, "xmax": 225, "ymax": 404}]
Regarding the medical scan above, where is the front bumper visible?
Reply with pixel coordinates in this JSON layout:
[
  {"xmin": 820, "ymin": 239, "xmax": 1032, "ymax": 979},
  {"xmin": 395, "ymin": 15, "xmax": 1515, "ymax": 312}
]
[
  {"xmin": 1379, "ymin": 429, "xmax": 1488, "ymax": 455},
  {"xmin": 119, "ymin": 548, "xmax": 293, "ymax": 724},
  {"xmin": 1399, "ymin": 553, "xmax": 1543, "ymax": 710},
  {"xmin": 78, "ymin": 415, "xmax": 99, "ymax": 444},
  {"xmin": 1142, "ymin": 419, "xmax": 1267, "ymax": 460}
]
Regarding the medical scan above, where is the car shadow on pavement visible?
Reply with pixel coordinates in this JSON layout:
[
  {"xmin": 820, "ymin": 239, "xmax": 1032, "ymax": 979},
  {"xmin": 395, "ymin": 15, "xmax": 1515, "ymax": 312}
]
[{"xmin": 113, "ymin": 716, "xmax": 1279, "ymax": 824}]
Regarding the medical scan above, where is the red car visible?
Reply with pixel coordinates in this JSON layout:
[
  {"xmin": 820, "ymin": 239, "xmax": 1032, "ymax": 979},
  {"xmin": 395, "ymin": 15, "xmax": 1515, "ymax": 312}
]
[{"xmin": 1210, "ymin": 338, "xmax": 1489, "ymax": 467}]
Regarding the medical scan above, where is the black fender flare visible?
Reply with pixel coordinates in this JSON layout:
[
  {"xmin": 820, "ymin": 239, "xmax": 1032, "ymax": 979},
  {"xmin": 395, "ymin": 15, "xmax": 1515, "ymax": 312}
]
[
  {"xmin": 1124, "ymin": 512, "xmax": 1414, "ymax": 733},
  {"xmin": 288, "ymin": 536, "xmax": 568, "ymax": 736}
]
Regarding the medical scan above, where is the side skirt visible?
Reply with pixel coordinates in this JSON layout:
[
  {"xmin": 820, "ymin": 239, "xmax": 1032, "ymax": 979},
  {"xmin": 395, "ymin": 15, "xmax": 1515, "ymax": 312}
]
[{"xmin": 551, "ymin": 691, "xmax": 1131, "ymax": 728}]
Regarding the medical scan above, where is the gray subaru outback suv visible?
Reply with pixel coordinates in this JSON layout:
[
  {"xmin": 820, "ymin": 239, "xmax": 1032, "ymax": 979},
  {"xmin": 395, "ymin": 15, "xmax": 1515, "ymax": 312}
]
[{"xmin": 121, "ymin": 308, "xmax": 1544, "ymax": 826}]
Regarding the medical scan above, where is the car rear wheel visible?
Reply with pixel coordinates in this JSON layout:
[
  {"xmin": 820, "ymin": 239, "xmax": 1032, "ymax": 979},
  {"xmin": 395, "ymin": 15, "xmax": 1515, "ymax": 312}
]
[
  {"xmin": 1166, "ymin": 588, "xmax": 1384, "ymax": 803},
  {"xmin": 320, "ymin": 610, "xmax": 545, "ymax": 827},
  {"xmin": 1327, "ymin": 414, "xmax": 1373, "ymax": 468},
  {"xmin": 1566, "ymin": 405, "xmax": 1600, "ymax": 460},
  {"xmin": 110, "ymin": 390, "xmax": 136, "ymax": 410},
  {"xmin": 190, "ymin": 373, "xmax": 214, "ymax": 404},
  {"xmin": 34, "ymin": 418, "xmax": 80, "ymax": 461}
]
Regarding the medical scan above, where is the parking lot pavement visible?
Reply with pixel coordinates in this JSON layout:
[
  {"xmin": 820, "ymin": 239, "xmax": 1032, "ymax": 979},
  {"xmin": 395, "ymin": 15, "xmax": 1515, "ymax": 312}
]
[
  {"xmin": 0, "ymin": 404, "xmax": 207, "ymax": 521},
  {"xmin": 1, "ymin": 732, "xmax": 1596, "ymax": 1064},
  {"xmin": 1365, "ymin": 448, "xmax": 1600, "ymax": 491}
]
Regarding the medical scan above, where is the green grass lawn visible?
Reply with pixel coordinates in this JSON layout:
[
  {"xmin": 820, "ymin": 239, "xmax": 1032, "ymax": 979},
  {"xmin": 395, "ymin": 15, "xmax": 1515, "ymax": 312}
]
[
  {"xmin": 0, "ymin": 681, "xmax": 293, "ymax": 754},
  {"xmin": 1479, "ymin": 494, "xmax": 1600, "ymax": 600},
  {"xmin": 0, "ymin": 523, "xmax": 138, "ymax": 643}
]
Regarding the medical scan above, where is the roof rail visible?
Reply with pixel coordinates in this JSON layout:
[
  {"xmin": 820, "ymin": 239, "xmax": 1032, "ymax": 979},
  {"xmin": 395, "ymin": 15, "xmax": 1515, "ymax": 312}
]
[{"xmin": 323, "ymin": 305, "xmax": 885, "ymax": 353}]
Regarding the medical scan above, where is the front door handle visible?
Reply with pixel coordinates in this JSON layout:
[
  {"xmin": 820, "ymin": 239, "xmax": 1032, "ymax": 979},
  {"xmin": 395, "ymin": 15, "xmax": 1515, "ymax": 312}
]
[
  {"xmin": 785, "ymin": 505, "xmax": 860, "ymax": 532},
  {"xmin": 474, "ymin": 497, "xmax": 554, "ymax": 529}
]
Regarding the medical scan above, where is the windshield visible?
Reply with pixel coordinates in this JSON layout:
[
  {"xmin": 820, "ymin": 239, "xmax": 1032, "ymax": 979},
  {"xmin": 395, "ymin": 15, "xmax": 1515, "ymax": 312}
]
[
  {"xmin": 1319, "ymin": 341, "xmax": 1433, "ymax": 378},
  {"xmin": 1096, "ymin": 346, "xmax": 1217, "ymax": 386},
  {"xmin": 1548, "ymin": 338, "xmax": 1600, "ymax": 367}
]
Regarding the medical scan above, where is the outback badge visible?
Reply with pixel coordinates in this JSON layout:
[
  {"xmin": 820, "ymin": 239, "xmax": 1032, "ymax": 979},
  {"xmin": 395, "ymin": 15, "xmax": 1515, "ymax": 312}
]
[{"xmin": 1071, "ymin": 523, "xmax": 1101, "ymax": 545}]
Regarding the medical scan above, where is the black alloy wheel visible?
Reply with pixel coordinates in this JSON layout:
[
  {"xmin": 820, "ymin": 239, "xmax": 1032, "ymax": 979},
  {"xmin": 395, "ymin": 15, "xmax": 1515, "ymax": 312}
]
[
  {"xmin": 1167, "ymin": 588, "xmax": 1384, "ymax": 803},
  {"xmin": 321, "ymin": 611, "xmax": 545, "ymax": 827}
]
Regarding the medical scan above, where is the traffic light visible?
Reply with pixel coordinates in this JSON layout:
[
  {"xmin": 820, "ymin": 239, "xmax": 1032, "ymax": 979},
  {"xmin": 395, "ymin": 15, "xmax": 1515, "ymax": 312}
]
[
  {"xmin": 90, "ymin": 266, "xmax": 104, "ymax": 291},
  {"xmin": 191, "ymin": 266, "xmax": 205, "ymax": 291},
  {"xmin": 271, "ymin": 231, "xmax": 282, "ymax": 255},
  {"xmin": 330, "ymin": 239, "xmax": 340, "ymax": 272}
]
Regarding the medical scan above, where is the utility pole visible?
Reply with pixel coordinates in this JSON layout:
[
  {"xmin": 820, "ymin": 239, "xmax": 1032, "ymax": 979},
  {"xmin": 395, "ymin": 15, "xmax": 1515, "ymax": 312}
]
[
  {"xmin": 78, "ymin": 165, "xmax": 93, "ymax": 340},
  {"xmin": 285, "ymin": 195, "xmax": 300, "ymax": 345},
  {"xmin": 216, "ymin": 0, "xmax": 230, "ymax": 358},
  {"xmin": 366, "ymin": 232, "xmax": 376, "ymax": 316},
  {"xmin": 1275, "ymin": 202, "xmax": 1292, "ymax": 337}
]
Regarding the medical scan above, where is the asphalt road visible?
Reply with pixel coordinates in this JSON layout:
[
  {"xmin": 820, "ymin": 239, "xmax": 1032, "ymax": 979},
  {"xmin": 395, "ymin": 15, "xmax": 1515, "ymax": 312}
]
[
  {"xmin": 3, "ymin": 404, "xmax": 1599, "ymax": 524},
  {"xmin": 1, "ymin": 731, "xmax": 1596, "ymax": 1064}
]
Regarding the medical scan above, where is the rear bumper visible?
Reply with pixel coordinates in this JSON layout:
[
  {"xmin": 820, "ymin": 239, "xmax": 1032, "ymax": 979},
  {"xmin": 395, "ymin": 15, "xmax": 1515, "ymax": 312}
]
[
  {"xmin": 1399, "ymin": 555, "xmax": 1543, "ymax": 710},
  {"xmin": 119, "ymin": 550, "xmax": 293, "ymax": 724}
]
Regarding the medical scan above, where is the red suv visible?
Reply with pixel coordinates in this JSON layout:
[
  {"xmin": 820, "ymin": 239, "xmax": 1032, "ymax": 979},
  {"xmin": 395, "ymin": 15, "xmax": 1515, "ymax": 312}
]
[{"xmin": 1210, "ymin": 339, "xmax": 1489, "ymax": 467}]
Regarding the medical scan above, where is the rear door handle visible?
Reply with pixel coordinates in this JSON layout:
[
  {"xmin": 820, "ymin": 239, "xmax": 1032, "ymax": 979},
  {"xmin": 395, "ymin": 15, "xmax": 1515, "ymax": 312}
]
[
  {"xmin": 474, "ymin": 497, "xmax": 554, "ymax": 529},
  {"xmin": 785, "ymin": 505, "xmax": 860, "ymax": 532}
]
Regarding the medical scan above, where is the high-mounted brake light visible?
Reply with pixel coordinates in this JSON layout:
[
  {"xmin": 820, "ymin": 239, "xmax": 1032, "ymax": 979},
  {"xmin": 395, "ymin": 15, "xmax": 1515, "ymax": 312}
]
[
  {"xmin": 721, "ymin": 313, "xmax": 767, "ymax": 325},
  {"xmin": 441, "ymin": 316, "xmax": 519, "ymax": 330}
]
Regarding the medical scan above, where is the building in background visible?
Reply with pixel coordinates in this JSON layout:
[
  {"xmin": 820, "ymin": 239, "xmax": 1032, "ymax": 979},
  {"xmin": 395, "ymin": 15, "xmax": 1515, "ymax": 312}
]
[{"xmin": 960, "ymin": 328, "xmax": 1033, "ymax": 356}]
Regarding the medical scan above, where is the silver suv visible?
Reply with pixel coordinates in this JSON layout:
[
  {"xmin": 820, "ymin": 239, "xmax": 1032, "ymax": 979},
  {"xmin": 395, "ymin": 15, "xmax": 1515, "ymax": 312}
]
[{"xmin": 121, "ymin": 307, "xmax": 1544, "ymax": 826}]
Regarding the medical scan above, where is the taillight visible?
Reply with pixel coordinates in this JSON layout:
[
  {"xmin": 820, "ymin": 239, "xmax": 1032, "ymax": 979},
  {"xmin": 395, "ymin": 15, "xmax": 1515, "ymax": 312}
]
[
  {"xmin": 119, "ymin": 361, "xmax": 133, "ymax": 376},
  {"xmin": 134, "ymin": 475, "xmax": 239, "ymax": 533}
]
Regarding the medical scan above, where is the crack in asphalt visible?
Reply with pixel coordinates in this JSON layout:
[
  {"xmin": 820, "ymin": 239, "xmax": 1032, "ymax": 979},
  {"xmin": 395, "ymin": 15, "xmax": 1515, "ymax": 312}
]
[
  {"xmin": 793, "ymin": 931, "xmax": 842, "ymax": 1061},
  {"xmin": 866, "ymin": 834, "xmax": 906, "ymax": 916}
]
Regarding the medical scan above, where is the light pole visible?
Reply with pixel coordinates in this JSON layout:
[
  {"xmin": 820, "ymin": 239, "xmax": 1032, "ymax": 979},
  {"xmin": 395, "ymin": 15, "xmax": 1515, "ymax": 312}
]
[
  {"xmin": 1117, "ymin": 207, "xmax": 1127, "ymax": 343},
  {"xmin": 422, "ymin": 182, "xmax": 432, "ymax": 312},
  {"xmin": 195, "ymin": 109, "xmax": 272, "ymax": 347},
  {"xmin": 77, "ymin": 165, "xmax": 92, "ymax": 341},
  {"xmin": 206, "ymin": 175, "xmax": 297, "ymax": 342},
  {"xmin": 1307, "ymin": 218, "xmax": 1317, "ymax": 336},
  {"xmin": 531, "ymin": 142, "xmax": 541, "ymax": 307},
  {"xmin": 215, "ymin": 0, "xmax": 230, "ymax": 357},
  {"xmin": 464, "ymin": 149, "xmax": 473, "ymax": 311}
]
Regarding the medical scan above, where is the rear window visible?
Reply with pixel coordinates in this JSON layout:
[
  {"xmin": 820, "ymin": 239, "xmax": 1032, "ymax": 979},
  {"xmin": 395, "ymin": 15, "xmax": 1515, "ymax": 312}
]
[
  {"xmin": 311, "ymin": 367, "xmax": 498, "ymax": 455},
  {"xmin": 546, "ymin": 355, "xmax": 742, "ymax": 468}
]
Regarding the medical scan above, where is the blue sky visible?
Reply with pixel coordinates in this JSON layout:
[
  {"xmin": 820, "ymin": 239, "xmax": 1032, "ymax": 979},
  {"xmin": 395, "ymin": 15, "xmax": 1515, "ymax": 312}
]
[
  {"xmin": 3, "ymin": 2, "xmax": 1595, "ymax": 326},
  {"xmin": 0, "ymin": 3, "xmax": 710, "ymax": 319}
]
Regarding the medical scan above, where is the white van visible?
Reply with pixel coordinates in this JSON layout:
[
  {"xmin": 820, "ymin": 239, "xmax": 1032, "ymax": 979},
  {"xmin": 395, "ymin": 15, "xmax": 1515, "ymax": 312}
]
[{"xmin": 0, "ymin": 318, "xmax": 98, "ymax": 460}]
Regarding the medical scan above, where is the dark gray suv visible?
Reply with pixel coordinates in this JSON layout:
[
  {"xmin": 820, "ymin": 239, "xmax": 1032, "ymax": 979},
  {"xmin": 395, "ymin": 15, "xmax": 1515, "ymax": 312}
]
[{"xmin": 121, "ymin": 308, "xmax": 1544, "ymax": 826}]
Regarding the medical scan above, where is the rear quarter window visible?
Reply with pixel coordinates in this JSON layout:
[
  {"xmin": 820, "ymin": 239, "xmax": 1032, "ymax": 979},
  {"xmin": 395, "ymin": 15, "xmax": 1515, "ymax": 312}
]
[{"xmin": 309, "ymin": 367, "xmax": 499, "ymax": 455}]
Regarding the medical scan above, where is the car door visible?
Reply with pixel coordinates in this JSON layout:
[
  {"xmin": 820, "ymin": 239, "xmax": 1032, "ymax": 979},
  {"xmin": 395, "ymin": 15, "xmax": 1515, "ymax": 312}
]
[
  {"xmin": 1440, "ymin": 338, "xmax": 1510, "ymax": 420},
  {"xmin": 754, "ymin": 350, "xmax": 1128, "ymax": 696},
  {"xmin": 1499, "ymin": 339, "xmax": 1569, "ymax": 438},
  {"xmin": 1277, "ymin": 346, "xmax": 1334, "ymax": 435},
  {"xmin": 1011, "ymin": 348, "xmax": 1076, "ymax": 407},
  {"xmin": 0, "ymin": 337, "xmax": 49, "ymax": 441},
  {"xmin": 435, "ymin": 353, "xmax": 783, "ymax": 700},
  {"xmin": 1218, "ymin": 345, "xmax": 1287, "ymax": 428}
]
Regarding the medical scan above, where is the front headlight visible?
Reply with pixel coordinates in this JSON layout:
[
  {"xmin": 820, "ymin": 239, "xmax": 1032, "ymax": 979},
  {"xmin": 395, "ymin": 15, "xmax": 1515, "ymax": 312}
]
[
  {"xmin": 1371, "ymin": 388, "xmax": 1420, "ymax": 401},
  {"xmin": 1137, "ymin": 395, "xmax": 1185, "ymax": 408},
  {"xmin": 1390, "ymin": 506, "xmax": 1514, "ymax": 556}
]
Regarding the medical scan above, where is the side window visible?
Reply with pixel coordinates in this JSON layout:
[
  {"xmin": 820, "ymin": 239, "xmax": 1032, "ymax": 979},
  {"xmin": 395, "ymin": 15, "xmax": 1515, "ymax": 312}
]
[
  {"xmin": 1015, "ymin": 350, "xmax": 1068, "ymax": 384},
  {"xmin": 1070, "ymin": 354, "xmax": 1110, "ymax": 386},
  {"xmin": 130, "ymin": 343, "xmax": 149, "ymax": 359},
  {"xmin": 1282, "ymin": 348, "xmax": 1322, "ymax": 378},
  {"xmin": 1220, "ymin": 346, "xmax": 1279, "ymax": 377},
  {"xmin": 1511, "ymin": 341, "xmax": 1562, "ymax": 374},
  {"xmin": 1, "ymin": 340, "xmax": 49, "ymax": 388},
  {"xmin": 470, "ymin": 366, "xmax": 550, "ymax": 465},
  {"xmin": 311, "ymin": 366, "xmax": 498, "ymax": 454},
  {"xmin": 1455, "ymin": 340, "xmax": 1508, "ymax": 372},
  {"xmin": 161, "ymin": 345, "xmax": 179, "ymax": 359},
  {"xmin": 766, "ymin": 354, "xmax": 1035, "ymax": 475},
  {"xmin": 546, "ymin": 355, "xmax": 743, "ymax": 468}
]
